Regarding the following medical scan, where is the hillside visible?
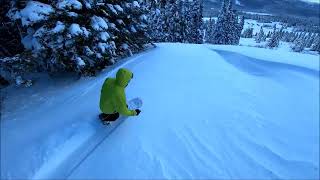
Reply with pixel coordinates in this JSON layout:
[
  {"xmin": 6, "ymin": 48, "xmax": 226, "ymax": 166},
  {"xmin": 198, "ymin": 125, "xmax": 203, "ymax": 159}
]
[{"xmin": 1, "ymin": 43, "xmax": 319, "ymax": 179}]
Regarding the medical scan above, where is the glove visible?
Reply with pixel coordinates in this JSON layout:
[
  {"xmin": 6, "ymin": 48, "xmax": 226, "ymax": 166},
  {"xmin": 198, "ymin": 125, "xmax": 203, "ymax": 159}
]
[{"xmin": 135, "ymin": 109, "xmax": 141, "ymax": 116}]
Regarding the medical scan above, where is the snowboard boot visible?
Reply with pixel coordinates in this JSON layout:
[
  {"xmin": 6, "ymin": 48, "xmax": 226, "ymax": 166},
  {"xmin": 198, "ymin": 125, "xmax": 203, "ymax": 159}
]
[{"xmin": 99, "ymin": 112, "xmax": 120, "ymax": 125}]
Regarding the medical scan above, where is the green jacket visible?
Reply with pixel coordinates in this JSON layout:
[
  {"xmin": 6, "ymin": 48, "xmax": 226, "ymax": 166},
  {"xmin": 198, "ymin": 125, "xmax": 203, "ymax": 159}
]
[{"xmin": 99, "ymin": 68, "xmax": 137, "ymax": 116}]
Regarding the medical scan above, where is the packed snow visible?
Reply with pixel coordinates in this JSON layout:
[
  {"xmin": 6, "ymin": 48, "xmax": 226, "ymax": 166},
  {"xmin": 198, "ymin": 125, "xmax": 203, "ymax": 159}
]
[{"xmin": 1, "ymin": 43, "xmax": 319, "ymax": 179}]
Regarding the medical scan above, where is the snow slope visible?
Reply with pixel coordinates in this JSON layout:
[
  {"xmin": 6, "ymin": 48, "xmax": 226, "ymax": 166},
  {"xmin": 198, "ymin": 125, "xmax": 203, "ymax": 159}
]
[{"xmin": 1, "ymin": 43, "xmax": 319, "ymax": 179}]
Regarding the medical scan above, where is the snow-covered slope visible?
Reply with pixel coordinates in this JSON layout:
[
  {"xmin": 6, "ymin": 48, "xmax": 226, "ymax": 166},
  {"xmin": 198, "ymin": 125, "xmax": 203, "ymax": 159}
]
[{"xmin": 1, "ymin": 43, "xmax": 319, "ymax": 179}]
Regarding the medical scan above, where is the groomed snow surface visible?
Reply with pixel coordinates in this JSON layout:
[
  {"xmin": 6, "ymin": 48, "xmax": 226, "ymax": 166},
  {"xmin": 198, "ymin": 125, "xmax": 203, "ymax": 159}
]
[{"xmin": 1, "ymin": 43, "xmax": 319, "ymax": 179}]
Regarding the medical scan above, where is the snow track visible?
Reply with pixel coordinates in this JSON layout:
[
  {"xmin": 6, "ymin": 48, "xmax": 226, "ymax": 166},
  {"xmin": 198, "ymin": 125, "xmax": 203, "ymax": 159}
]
[{"xmin": 1, "ymin": 43, "xmax": 319, "ymax": 179}]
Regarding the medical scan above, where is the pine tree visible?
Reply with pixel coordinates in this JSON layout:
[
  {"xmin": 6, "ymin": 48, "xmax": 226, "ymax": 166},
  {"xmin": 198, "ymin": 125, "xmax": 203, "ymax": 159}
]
[
  {"xmin": 311, "ymin": 35, "xmax": 320, "ymax": 53},
  {"xmin": 267, "ymin": 26, "xmax": 280, "ymax": 48},
  {"xmin": 210, "ymin": 0, "xmax": 242, "ymax": 45},
  {"xmin": 242, "ymin": 28, "xmax": 253, "ymax": 38},
  {"xmin": 0, "ymin": 0, "xmax": 24, "ymax": 57},
  {"xmin": 147, "ymin": 0, "xmax": 163, "ymax": 42},
  {"xmin": 187, "ymin": 0, "xmax": 203, "ymax": 43},
  {"xmin": 305, "ymin": 33, "xmax": 315, "ymax": 48},
  {"xmin": 6, "ymin": 0, "xmax": 150, "ymax": 76},
  {"xmin": 255, "ymin": 26, "xmax": 266, "ymax": 43},
  {"xmin": 236, "ymin": 15, "xmax": 244, "ymax": 43},
  {"xmin": 266, "ymin": 31, "xmax": 272, "ymax": 38},
  {"xmin": 204, "ymin": 17, "xmax": 215, "ymax": 43},
  {"xmin": 291, "ymin": 37, "xmax": 306, "ymax": 52}
]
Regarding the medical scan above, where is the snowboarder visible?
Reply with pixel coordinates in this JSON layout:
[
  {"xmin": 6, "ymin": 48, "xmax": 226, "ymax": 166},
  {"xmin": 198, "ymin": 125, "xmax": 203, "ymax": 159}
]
[{"xmin": 99, "ymin": 68, "xmax": 141, "ymax": 122}]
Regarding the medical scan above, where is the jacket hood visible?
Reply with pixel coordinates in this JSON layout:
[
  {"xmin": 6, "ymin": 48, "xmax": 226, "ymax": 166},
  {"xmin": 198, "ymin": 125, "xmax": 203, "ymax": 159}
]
[{"xmin": 115, "ymin": 68, "xmax": 133, "ymax": 87}]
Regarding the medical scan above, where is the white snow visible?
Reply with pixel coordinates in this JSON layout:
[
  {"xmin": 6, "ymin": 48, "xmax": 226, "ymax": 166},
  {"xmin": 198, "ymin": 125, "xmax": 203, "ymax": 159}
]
[
  {"xmin": 107, "ymin": 4, "xmax": 118, "ymax": 14},
  {"xmin": 140, "ymin": 14, "xmax": 147, "ymax": 21},
  {"xmin": 244, "ymin": 11, "xmax": 273, "ymax": 16},
  {"xmin": 121, "ymin": 43, "xmax": 129, "ymax": 50},
  {"xmin": 15, "ymin": 76, "xmax": 25, "ymax": 86},
  {"xmin": 98, "ymin": 42, "xmax": 110, "ymax": 53},
  {"xmin": 57, "ymin": 0, "xmax": 83, "ymax": 10},
  {"xmin": 109, "ymin": 23, "xmax": 117, "ymax": 30},
  {"xmin": 235, "ymin": 0, "xmax": 242, "ymax": 6},
  {"xmin": 84, "ymin": 1, "xmax": 92, "ymax": 9},
  {"xmin": 75, "ymin": 57, "xmax": 85, "ymax": 66},
  {"xmin": 243, "ymin": 19, "xmax": 287, "ymax": 35},
  {"xmin": 114, "ymin": 5, "xmax": 124, "ymax": 12},
  {"xmin": 51, "ymin": 21, "xmax": 66, "ymax": 33},
  {"xmin": 67, "ymin": 12, "xmax": 78, "ymax": 17},
  {"xmin": 208, "ymin": 44, "xmax": 320, "ymax": 71},
  {"xmin": 133, "ymin": 1, "xmax": 140, "ymax": 8},
  {"xmin": 69, "ymin": 24, "xmax": 83, "ymax": 36},
  {"xmin": 99, "ymin": 32, "xmax": 110, "ymax": 41},
  {"xmin": 1, "ymin": 43, "xmax": 319, "ymax": 180},
  {"xmin": 299, "ymin": 0, "xmax": 320, "ymax": 3},
  {"xmin": 91, "ymin": 16, "xmax": 108, "ymax": 31},
  {"xmin": 130, "ymin": 26, "xmax": 137, "ymax": 33},
  {"xmin": 116, "ymin": 19, "xmax": 125, "ymax": 25},
  {"xmin": 84, "ymin": 46, "xmax": 94, "ymax": 56},
  {"xmin": 11, "ymin": 1, "xmax": 54, "ymax": 26},
  {"xmin": 22, "ymin": 28, "xmax": 44, "ymax": 50},
  {"xmin": 81, "ymin": 27, "xmax": 90, "ymax": 38}
]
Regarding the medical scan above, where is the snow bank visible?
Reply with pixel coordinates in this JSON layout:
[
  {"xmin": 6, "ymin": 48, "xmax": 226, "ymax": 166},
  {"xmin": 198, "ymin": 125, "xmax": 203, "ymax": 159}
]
[{"xmin": 207, "ymin": 44, "xmax": 320, "ymax": 71}]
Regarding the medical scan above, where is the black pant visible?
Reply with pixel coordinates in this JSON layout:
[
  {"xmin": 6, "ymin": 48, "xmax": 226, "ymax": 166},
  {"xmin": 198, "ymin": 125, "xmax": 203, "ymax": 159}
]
[{"xmin": 100, "ymin": 112, "xmax": 120, "ymax": 121}]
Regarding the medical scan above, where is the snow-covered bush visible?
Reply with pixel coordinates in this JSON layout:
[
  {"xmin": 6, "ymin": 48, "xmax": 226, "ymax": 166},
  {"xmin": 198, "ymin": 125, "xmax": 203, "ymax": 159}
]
[{"xmin": 4, "ymin": 0, "xmax": 150, "ymax": 77}]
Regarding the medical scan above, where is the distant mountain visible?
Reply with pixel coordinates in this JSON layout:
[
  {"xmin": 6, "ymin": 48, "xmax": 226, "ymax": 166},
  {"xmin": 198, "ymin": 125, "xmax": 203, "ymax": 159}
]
[{"xmin": 203, "ymin": 0, "xmax": 320, "ymax": 19}]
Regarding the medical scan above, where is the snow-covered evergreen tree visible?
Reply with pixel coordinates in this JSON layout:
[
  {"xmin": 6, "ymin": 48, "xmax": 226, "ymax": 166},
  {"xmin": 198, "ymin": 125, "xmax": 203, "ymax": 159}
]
[
  {"xmin": 185, "ymin": 0, "xmax": 203, "ymax": 44},
  {"xmin": 311, "ymin": 35, "xmax": 320, "ymax": 53},
  {"xmin": 241, "ymin": 28, "xmax": 253, "ymax": 38},
  {"xmin": 255, "ymin": 27, "xmax": 266, "ymax": 43},
  {"xmin": 210, "ymin": 0, "xmax": 243, "ymax": 45},
  {"xmin": 204, "ymin": 17, "xmax": 215, "ymax": 43},
  {"xmin": 266, "ymin": 31, "xmax": 272, "ymax": 38},
  {"xmin": 291, "ymin": 37, "xmax": 306, "ymax": 52},
  {"xmin": 147, "ymin": 0, "xmax": 163, "ymax": 42},
  {"xmin": 0, "ymin": 0, "xmax": 24, "ymax": 57},
  {"xmin": 152, "ymin": 0, "xmax": 203, "ymax": 44},
  {"xmin": 305, "ymin": 33, "xmax": 315, "ymax": 48},
  {"xmin": 7, "ymin": 0, "xmax": 150, "ymax": 76},
  {"xmin": 267, "ymin": 26, "xmax": 281, "ymax": 48}
]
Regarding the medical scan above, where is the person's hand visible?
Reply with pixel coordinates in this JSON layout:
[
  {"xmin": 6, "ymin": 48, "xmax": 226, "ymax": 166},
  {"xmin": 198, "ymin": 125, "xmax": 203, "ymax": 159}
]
[{"xmin": 135, "ymin": 109, "xmax": 141, "ymax": 116}]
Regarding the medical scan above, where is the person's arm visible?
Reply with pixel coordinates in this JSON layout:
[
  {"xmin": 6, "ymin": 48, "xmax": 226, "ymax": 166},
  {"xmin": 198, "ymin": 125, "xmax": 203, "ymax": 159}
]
[{"xmin": 115, "ymin": 89, "xmax": 137, "ymax": 116}]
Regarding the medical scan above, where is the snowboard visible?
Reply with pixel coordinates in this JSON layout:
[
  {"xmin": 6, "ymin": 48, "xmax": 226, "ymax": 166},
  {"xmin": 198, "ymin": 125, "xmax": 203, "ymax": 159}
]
[{"xmin": 99, "ymin": 97, "xmax": 143, "ymax": 125}]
